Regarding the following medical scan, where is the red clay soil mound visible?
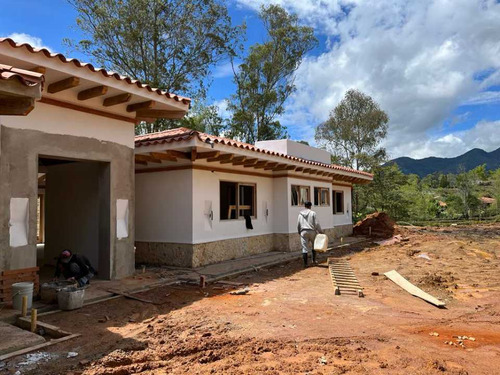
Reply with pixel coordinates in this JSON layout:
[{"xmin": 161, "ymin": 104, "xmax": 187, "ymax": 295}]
[{"xmin": 353, "ymin": 212, "xmax": 396, "ymax": 238}]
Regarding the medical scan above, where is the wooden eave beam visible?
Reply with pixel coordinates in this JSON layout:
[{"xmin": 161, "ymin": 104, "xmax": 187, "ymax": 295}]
[
  {"xmin": 47, "ymin": 77, "xmax": 80, "ymax": 94},
  {"xmin": 196, "ymin": 151, "xmax": 220, "ymax": 160},
  {"xmin": 252, "ymin": 161, "xmax": 268, "ymax": 169},
  {"xmin": 150, "ymin": 152, "xmax": 177, "ymax": 162},
  {"xmin": 228, "ymin": 156, "xmax": 246, "ymax": 165},
  {"xmin": 242, "ymin": 159, "xmax": 259, "ymax": 167},
  {"xmin": 136, "ymin": 109, "xmax": 186, "ymax": 119},
  {"xmin": 77, "ymin": 85, "xmax": 108, "ymax": 101},
  {"xmin": 135, "ymin": 160, "xmax": 147, "ymax": 165},
  {"xmin": 264, "ymin": 162, "xmax": 279, "ymax": 170},
  {"xmin": 302, "ymin": 168, "xmax": 311, "ymax": 174},
  {"xmin": 207, "ymin": 153, "xmax": 233, "ymax": 163},
  {"xmin": 29, "ymin": 66, "xmax": 46, "ymax": 74},
  {"xmin": 127, "ymin": 100, "xmax": 155, "ymax": 113},
  {"xmin": 103, "ymin": 93, "xmax": 132, "ymax": 107},
  {"xmin": 234, "ymin": 158, "xmax": 257, "ymax": 166},
  {"xmin": 295, "ymin": 167, "xmax": 304, "ymax": 172},
  {"xmin": 135, "ymin": 154, "xmax": 161, "ymax": 164},
  {"xmin": 164, "ymin": 150, "xmax": 190, "ymax": 160},
  {"xmin": 0, "ymin": 96, "xmax": 35, "ymax": 115},
  {"xmin": 190, "ymin": 148, "xmax": 197, "ymax": 162}
]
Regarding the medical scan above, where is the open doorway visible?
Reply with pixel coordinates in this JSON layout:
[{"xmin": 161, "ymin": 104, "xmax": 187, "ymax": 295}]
[{"xmin": 37, "ymin": 156, "xmax": 111, "ymax": 280}]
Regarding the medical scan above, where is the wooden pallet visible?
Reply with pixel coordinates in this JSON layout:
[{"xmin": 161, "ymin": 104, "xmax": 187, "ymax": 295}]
[
  {"xmin": 327, "ymin": 258, "xmax": 363, "ymax": 297},
  {"xmin": 0, "ymin": 267, "xmax": 39, "ymax": 303}
]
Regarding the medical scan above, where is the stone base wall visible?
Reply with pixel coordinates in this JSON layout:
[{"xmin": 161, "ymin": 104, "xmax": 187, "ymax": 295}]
[{"xmin": 135, "ymin": 224, "xmax": 353, "ymax": 268}]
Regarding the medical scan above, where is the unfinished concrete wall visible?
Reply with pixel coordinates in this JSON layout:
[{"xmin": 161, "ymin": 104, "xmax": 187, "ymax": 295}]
[
  {"xmin": 0, "ymin": 125, "xmax": 135, "ymax": 279},
  {"xmin": 44, "ymin": 161, "xmax": 110, "ymax": 277}
]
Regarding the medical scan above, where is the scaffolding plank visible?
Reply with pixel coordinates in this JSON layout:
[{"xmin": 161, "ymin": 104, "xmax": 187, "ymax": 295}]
[{"xmin": 384, "ymin": 270, "xmax": 445, "ymax": 307}]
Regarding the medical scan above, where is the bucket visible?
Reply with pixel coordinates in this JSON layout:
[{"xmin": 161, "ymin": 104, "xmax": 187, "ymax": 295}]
[
  {"xmin": 41, "ymin": 281, "xmax": 77, "ymax": 304},
  {"xmin": 314, "ymin": 234, "xmax": 329, "ymax": 252},
  {"xmin": 12, "ymin": 282, "xmax": 34, "ymax": 311},
  {"xmin": 57, "ymin": 287, "xmax": 85, "ymax": 311}
]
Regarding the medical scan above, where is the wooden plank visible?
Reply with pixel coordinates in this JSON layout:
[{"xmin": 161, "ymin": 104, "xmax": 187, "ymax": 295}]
[
  {"xmin": 196, "ymin": 151, "xmax": 220, "ymax": 160},
  {"xmin": 207, "ymin": 153, "xmax": 233, "ymax": 163},
  {"xmin": 0, "ymin": 334, "xmax": 81, "ymax": 361},
  {"xmin": 190, "ymin": 149, "xmax": 197, "ymax": 162},
  {"xmin": 150, "ymin": 152, "xmax": 177, "ymax": 162},
  {"xmin": 135, "ymin": 154, "xmax": 161, "ymax": 164},
  {"xmin": 103, "ymin": 93, "xmax": 131, "ymax": 107},
  {"xmin": 126, "ymin": 100, "xmax": 155, "ymax": 112},
  {"xmin": 47, "ymin": 77, "xmax": 80, "ymax": 94},
  {"xmin": 77, "ymin": 85, "xmax": 108, "ymax": 101},
  {"xmin": 167, "ymin": 150, "xmax": 190, "ymax": 160},
  {"xmin": 384, "ymin": 270, "xmax": 445, "ymax": 307}
]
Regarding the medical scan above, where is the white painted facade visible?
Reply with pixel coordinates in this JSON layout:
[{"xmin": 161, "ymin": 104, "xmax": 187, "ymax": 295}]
[
  {"xmin": 135, "ymin": 169, "xmax": 353, "ymax": 245},
  {"xmin": 0, "ymin": 102, "xmax": 135, "ymax": 148}
]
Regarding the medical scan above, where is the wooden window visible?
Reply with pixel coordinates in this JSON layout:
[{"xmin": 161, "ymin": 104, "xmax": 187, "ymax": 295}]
[
  {"xmin": 314, "ymin": 187, "xmax": 330, "ymax": 206},
  {"xmin": 291, "ymin": 185, "xmax": 310, "ymax": 206},
  {"xmin": 333, "ymin": 190, "xmax": 344, "ymax": 214},
  {"xmin": 220, "ymin": 181, "xmax": 256, "ymax": 220}
]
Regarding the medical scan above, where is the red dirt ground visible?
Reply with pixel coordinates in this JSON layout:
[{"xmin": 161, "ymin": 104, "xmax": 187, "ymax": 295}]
[{"xmin": 5, "ymin": 224, "xmax": 500, "ymax": 374}]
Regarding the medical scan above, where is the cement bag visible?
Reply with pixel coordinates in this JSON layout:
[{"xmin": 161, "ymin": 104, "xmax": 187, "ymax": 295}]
[{"xmin": 314, "ymin": 234, "xmax": 329, "ymax": 252}]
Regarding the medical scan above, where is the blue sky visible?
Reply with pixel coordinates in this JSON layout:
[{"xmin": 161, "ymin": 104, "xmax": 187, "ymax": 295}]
[{"xmin": 1, "ymin": 0, "xmax": 500, "ymax": 159}]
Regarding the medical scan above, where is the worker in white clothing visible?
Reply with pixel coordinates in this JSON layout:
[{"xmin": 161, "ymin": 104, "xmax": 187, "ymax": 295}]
[{"xmin": 297, "ymin": 201, "xmax": 323, "ymax": 267}]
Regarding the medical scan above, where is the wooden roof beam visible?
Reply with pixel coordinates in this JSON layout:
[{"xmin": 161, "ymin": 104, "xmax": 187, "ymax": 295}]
[
  {"xmin": 167, "ymin": 150, "xmax": 191, "ymax": 160},
  {"xmin": 127, "ymin": 100, "xmax": 155, "ymax": 112},
  {"xmin": 135, "ymin": 160, "xmax": 147, "ymax": 166},
  {"xmin": 264, "ymin": 162, "xmax": 279, "ymax": 170},
  {"xmin": 47, "ymin": 77, "xmax": 80, "ymax": 94},
  {"xmin": 135, "ymin": 154, "xmax": 161, "ymax": 164},
  {"xmin": 190, "ymin": 148, "xmax": 197, "ymax": 162},
  {"xmin": 196, "ymin": 151, "xmax": 220, "ymax": 160},
  {"xmin": 252, "ymin": 160, "xmax": 268, "ymax": 169},
  {"xmin": 29, "ymin": 66, "xmax": 46, "ymax": 74},
  {"xmin": 234, "ymin": 157, "xmax": 256, "ymax": 166},
  {"xmin": 150, "ymin": 152, "xmax": 177, "ymax": 162},
  {"xmin": 103, "ymin": 93, "xmax": 132, "ymax": 107},
  {"xmin": 207, "ymin": 153, "xmax": 233, "ymax": 163},
  {"xmin": 242, "ymin": 159, "xmax": 259, "ymax": 167},
  {"xmin": 227, "ymin": 156, "xmax": 246, "ymax": 165},
  {"xmin": 77, "ymin": 85, "xmax": 108, "ymax": 101}
]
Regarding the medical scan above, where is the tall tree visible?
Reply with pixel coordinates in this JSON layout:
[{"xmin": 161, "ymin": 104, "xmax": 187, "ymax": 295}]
[
  {"xmin": 315, "ymin": 89, "xmax": 389, "ymax": 171},
  {"xmin": 67, "ymin": 0, "xmax": 243, "ymax": 133},
  {"xmin": 227, "ymin": 5, "xmax": 317, "ymax": 144},
  {"xmin": 179, "ymin": 102, "xmax": 226, "ymax": 136}
]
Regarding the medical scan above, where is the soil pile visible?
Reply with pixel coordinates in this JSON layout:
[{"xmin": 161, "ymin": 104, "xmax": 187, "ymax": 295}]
[{"xmin": 353, "ymin": 212, "xmax": 396, "ymax": 238}]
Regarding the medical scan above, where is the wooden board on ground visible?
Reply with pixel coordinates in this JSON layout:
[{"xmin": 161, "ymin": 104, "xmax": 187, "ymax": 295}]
[{"xmin": 384, "ymin": 270, "xmax": 445, "ymax": 308}]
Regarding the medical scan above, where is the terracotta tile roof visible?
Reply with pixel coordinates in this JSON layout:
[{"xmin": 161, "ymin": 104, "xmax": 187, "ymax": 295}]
[
  {"xmin": 0, "ymin": 38, "xmax": 190, "ymax": 105},
  {"xmin": 0, "ymin": 63, "xmax": 44, "ymax": 87},
  {"xmin": 135, "ymin": 127, "xmax": 373, "ymax": 179}
]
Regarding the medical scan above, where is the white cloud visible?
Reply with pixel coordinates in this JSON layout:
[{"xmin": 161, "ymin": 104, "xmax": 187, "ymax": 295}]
[
  {"xmin": 213, "ymin": 61, "xmax": 238, "ymax": 78},
  {"xmin": 4, "ymin": 33, "xmax": 51, "ymax": 50},
  {"xmin": 212, "ymin": 99, "xmax": 231, "ymax": 119},
  {"xmin": 463, "ymin": 91, "xmax": 500, "ymax": 106},
  {"xmin": 402, "ymin": 120, "xmax": 500, "ymax": 159},
  {"xmin": 234, "ymin": 0, "xmax": 500, "ymax": 158}
]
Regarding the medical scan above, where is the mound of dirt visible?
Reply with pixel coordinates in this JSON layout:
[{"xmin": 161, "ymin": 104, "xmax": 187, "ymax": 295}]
[{"xmin": 353, "ymin": 212, "xmax": 396, "ymax": 238}]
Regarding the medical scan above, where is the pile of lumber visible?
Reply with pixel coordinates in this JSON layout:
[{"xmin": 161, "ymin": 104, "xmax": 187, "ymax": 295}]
[{"xmin": 0, "ymin": 267, "xmax": 39, "ymax": 304}]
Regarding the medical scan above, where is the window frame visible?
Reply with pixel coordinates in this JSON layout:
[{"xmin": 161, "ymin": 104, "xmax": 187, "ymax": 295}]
[
  {"xmin": 314, "ymin": 187, "xmax": 330, "ymax": 207},
  {"xmin": 220, "ymin": 180, "xmax": 257, "ymax": 220},
  {"xmin": 332, "ymin": 190, "xmax": 344, "ymax": 214},
  {"xmin": 291, "ymin": 185, "xmax": 310, "ymax": 206}
]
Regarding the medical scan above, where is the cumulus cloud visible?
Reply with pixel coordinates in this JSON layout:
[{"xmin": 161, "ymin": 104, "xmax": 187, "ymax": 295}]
[
  {"xmin": 4, "ymin": 33, "xmax": 51, "ymax": 50},
  {"xmin": 234, "ymin": 0, "xmax": 500, "ymax": 158}
]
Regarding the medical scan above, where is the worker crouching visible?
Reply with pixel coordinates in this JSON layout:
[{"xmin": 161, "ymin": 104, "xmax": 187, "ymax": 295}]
[{"xmin": 54, "ymin": 249, "xmax": 96, "ymax": 287}]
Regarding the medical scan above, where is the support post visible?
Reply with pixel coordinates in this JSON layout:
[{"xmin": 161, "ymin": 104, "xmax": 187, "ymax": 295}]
[
  {"xmin": 21, "ymin": 296, "xmax": 28, "ymax": 317},
  {"xmin": 31, "ymin": 309, "xmax": 37, "ymax": 333}
]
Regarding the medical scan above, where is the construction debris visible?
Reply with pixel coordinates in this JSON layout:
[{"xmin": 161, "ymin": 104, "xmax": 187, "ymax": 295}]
[
  {"xmin": 353, "ymin": 212, "xmax": 396, "ymax": 238},
  {"xmin": 384, "ymin": 270, "xmax": 445, "ymax": 307},
  {"xmin": 230, "ymin": 288, "xmax": 249, "ymax": 295}
]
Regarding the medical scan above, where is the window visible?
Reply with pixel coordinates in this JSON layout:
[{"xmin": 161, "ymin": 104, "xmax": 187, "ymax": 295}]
[
  {"xmin": 333, "ymin": 190, "xmax": 344, "ymax": 214},
  {"xmin": 291, "ymin": 185, "xmax": 310, "ymax": 206},
  {"xmin": 314, "ymin": 187, "xmax": 330, "ymax": 206},
  {"xmin": 220, "ymin": 181, "xmax": 256, "ymax": 220}
]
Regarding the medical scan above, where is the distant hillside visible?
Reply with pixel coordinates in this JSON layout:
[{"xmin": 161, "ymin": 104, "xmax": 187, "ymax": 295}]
[{"xmin": 388, "ymin": 147, "xmax": 500, "ymax": 177}]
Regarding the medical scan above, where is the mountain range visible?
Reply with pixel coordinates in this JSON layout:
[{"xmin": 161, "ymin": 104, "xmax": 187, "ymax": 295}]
[{"xmin": 388, "ymin": 147, "xmax": 500, "ymax": 177}]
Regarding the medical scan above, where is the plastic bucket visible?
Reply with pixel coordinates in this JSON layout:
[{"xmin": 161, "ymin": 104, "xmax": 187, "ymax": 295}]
[
  {"xmin": 58, "ymin": 286, "xmax": 85, "ymax": 311},
  {"xmin": 12, "ymin": 282, "xmax": 34, "ymax": 311},
  {"xmin": 314, "ymin": 234, "xmax": 329, "ymax": 252},
  {"xmin": 40, "ymin": 281, "xmax": 77, "ymax": 304}
]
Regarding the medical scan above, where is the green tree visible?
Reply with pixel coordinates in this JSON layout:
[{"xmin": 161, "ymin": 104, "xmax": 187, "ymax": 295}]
[
  {"xmin": 227, "ymin": 5, "xmax": 317, "ymax": 144},
  {"xmin": 68, "ymin": 0, "xmax": 243, "ymax": 133},
  {"xmin": 179, "ymin": 103, "xmax": 226, "ymax": 136},
  {"xmin": 315, "ymin": 89, "xmax": 389, "ymax": 171},
  {"xmin": 491, "ymin": 168, "xmax": 500, "ymax": 213},
  {"xmin": 355, "ymin": 164, "xmax": 409, "ymax": 221},
  {"xmin": 455, "ymin": 168, "xmax": 480, "ymax": 218}
]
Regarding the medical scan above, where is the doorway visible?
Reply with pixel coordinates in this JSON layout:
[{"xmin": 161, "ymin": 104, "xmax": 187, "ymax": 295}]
[{"xmin": 37, "ymin": 156, "xmax": 111, "ymax": 279}]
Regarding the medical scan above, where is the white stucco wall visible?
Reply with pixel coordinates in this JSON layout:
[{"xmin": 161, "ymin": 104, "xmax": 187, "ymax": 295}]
[
  {"xmin": 135, "ymin": 169, "xmax": 193, "ymax": 243},
  {"xmin": 192, "ymin": 169, "xmax": 274, "ymax": 244},
  {"xmin": 0, "ymin": 102, "xmax": 135, "ymax": 148},
  {"xmin": 285, "ymin": 177, "xmax": 352, "ymax": 233}
]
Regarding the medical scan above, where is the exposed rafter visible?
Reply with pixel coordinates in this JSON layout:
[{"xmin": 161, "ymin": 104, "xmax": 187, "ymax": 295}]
[
  {"xmin": 150, "ymin": 152, "xmax": 177, "ymax": 162},
  {"xmin": 77, "ymin": 85, "xmax": 108, "ymax": 101},
  {"xmin": 250, "ymin": 160, "xmax": 268, "ymax": 169},
  {"xmin": 103, "ymin": 93, "xmax": 132, "ymax": 107},
  {"xmin": 47, "ymin": 77, "xmax": 80, "ymax": 94},
  {"xmin": 207, "ymin": 153, "xmax": 233, "ymax": 163},
  {"xmin": 135, "ymin": 154, "xmax": 161, "ymax": 164},
  {"xmin": 127, "ymin": 100, "xmax": 155, "ymax": 112},
  {"xmin": 196, "ymin": 151, "xmax": 220, "ymax": 160}
]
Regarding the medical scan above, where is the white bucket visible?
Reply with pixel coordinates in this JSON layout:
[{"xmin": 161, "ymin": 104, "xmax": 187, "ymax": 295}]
[
  {"xmin": 314, "ymin": 234, "xmax": 329, "ymax": 252},
  {"xmin": 58, "ymin": 287, "xmax": 85, "ymax": 311},
  {"xmin": 12, "ymin": 282, "xmax": 34, "ymax": 311}
]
